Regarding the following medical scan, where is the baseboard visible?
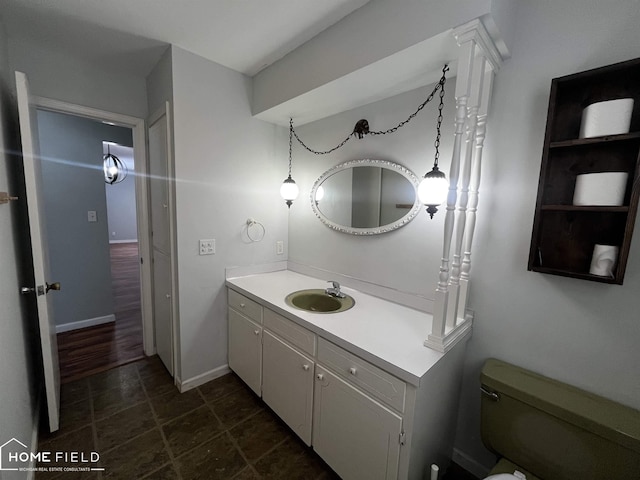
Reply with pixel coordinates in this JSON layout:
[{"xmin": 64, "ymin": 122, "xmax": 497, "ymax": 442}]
[
  {"xmin": 177, "ymin": 364, "xmax": 231, "ymax": 393},
  {"xmin": 56, "ymin": 314, "xmax": 115, "ymax": 333},
  {"xmin": 452, "ymin": 448, "xmax": 491, "ymax": 479},
  {"xmin": 109, "ymin": 239, "xmax": 138, "ymax": 244}
]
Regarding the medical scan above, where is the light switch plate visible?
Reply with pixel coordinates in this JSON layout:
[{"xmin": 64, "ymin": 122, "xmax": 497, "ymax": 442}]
[
  {"xmin": 88, "ymin": 210, "xmax": 97, "ymax": 222},
  {"xmin": 199, "ymin": 239, "xmax": 215, "ymax": 255},
  {"xmin": 276, "ymin": 240, "xmax": 284, "ymax": 255}
]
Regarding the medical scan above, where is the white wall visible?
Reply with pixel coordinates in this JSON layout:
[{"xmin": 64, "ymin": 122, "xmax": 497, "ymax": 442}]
[
  {"xmin": 289, "ymin": 81, "xmax": 455, "ymax": 298},
  {"xmin": 453, "ymin": 0, "xmax": 640, "ymax": 472},
  {"xmin": 0, "ymin": 16, "xmax": 40, "ymax": 476},
  {"xmin": 170, "ymin": 47, "xmax": 289, "ymax": 382}
]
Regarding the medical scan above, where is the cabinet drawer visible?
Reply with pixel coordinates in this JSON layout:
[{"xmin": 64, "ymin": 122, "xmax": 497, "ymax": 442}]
[
  {"xmin": 264, "ymin": 308, "xmax": 316, "ymax": 356},
  {"xmin": 228, "ymin": 289, "xmax": 262, "ymax": 323},
  {"xmin": 318, "ymin": 338, "xmax": 406, "ymax": 413}
]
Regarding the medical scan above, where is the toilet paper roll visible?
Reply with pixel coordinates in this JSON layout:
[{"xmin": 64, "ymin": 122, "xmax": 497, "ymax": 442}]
[
  {"xmin": 589, "ymin": 244, "xmax": 619, "ymax": 277},
  {"xmin": 573, "ymin": 172, "xmax": 628, "ymax": 206},
  {"xmin": 579, "ymin": 98, "xmax": 634, "ymax": 138}
]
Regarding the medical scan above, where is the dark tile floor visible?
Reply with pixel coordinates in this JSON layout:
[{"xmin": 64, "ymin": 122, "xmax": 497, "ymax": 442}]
[
  {"xmin": 37, "ymin": 356, "xmax": 339, "ymax": 480},
  {"xmin": 37, "ymin": 356, "xmax": 478, "ymax": 480}
]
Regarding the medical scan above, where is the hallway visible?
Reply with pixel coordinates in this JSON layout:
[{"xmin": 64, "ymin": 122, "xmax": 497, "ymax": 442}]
[{"xmin": 56, "ymin": 242, "xmax": 144, "ymax": 383}]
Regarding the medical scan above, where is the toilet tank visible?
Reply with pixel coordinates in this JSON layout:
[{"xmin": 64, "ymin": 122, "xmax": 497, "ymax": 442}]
[{"xmin": 480, "ymin": 358, "xmax": 640, "ymax": 480}]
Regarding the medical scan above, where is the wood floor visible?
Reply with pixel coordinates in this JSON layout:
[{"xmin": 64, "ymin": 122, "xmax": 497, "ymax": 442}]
[{"xmin": 57, "ymin": 242, "xmax": 144, "ymax": 383}]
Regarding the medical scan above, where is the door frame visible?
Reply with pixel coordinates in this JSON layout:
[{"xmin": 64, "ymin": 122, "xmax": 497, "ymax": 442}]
[{"xmin": 32, "ymin": 95, "xmax": 155, "ymax": 355}]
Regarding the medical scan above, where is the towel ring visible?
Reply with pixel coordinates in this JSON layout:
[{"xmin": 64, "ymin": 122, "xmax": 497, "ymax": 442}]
[{"xmin": 246, "ymin": 218, "xmax": 265, "ymax": 242}]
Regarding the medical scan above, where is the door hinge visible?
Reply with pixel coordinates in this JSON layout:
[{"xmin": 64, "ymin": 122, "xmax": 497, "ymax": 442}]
[{"xmin": 399, "ymin": 431, "xmax": 406, "ymax": 446}]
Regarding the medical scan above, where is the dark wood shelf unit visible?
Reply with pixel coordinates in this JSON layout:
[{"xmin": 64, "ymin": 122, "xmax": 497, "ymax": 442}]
[
  {"xmin": 528, "ymin": 57, "xmax": 640, "ymax": 284},
  {"xmin": 530, "ymin": 266, "xmax": 619, "ymax": 284},
  {"xmin": 540, "ymin": 205, "xmax": 629, "ymax": 213},
  {"xmin": 550, "ymin": 131, "xmax": 640, "ymax": 149}
]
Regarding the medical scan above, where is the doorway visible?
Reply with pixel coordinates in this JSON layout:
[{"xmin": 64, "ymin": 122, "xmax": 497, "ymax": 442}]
[{"xmin": 32, "ymin": 98, "xmax": 153, "ymax": 382}]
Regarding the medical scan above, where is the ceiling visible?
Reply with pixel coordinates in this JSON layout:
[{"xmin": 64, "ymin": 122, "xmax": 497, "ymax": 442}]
[{"xmin": 0, "ymin": 0, "xmax": 371, "ymax": 77}]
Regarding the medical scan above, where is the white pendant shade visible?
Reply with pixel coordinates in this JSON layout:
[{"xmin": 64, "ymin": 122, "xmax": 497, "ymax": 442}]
[
  {"xmin": 280, "ymin": 176, "xmax": 299, "ymax": 206},
  {"xmin": 418, "ymin": 169, "xmax": 448, "ymax": 207}
]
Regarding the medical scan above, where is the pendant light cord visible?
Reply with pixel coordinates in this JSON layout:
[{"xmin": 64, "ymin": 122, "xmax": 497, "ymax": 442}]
[
  {"xmin": 288, "ymin": 118, "xmax": 294, "ymax": 176},
  {"xmin": 291, "ymin": 121, "xmax": 352, "ymax": 155},
  {"xmin": 433, "ymin": 72, "xmax": 446, "ymax": 168},
  {"xmin": 290, "ymin": 64, "xmax": 448, "ymax": 155}
]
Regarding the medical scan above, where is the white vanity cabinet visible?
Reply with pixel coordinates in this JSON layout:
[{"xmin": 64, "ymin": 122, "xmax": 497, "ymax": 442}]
[
  {"xmin": 227, "ymin": 275, "xmax": 469, "ymax": 480},
  {"xmin": 313, "ymin": 365, "xmax": 403, "ymax": 480},
  {"xmin": 262, "ymin": 331, "xmax": 314, "ymax": 445},
  {"xmin": 228, "ymin": 290, "xmax": 263, "ymax": 395}
]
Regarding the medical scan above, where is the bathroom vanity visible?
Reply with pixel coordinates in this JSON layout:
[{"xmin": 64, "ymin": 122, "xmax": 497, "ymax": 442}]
[{"xmin": 226, "ymin": 269, "xmax": 469, "ymax": 480}]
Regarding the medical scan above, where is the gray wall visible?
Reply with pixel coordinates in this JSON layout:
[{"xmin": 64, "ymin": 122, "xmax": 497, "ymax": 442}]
[
  {"xmin": 0, "ymin": 16, "xmax": 40, "ymax": 476},
  {"xmin": 104, "ymin": 145, "xmax": 138, "ymax": 242},
  {"xmin": 8, "ymin": 35, "xmax": 148, "ymax": 119},
  {"xmin": 0, "ymin": 14, "xmax": 42, "ymax": 480},
  {"xmin": 454, "ymin": 0, "xmax": 640, "ymax": 471},
  {"xmin": 170, "ymin": 47, "xmax": 289, "ymax": 382},
  {"xmin": 37, "ymin": 109, "xmax": 132, "ymax": 327},
  {"xmin": 289, "ymin": 82, "xmax": 455, "ymax": 297},
  {"xmin": 253, "ymin": 0, "xmax": 494, "ymax": 116},
  {"xmin": 147, "ymin": 46, "xmax": 173, "ymax": 119},
  {"xmin": 290, "ymin": 0, "xmax": 640, "ymax": 474}
]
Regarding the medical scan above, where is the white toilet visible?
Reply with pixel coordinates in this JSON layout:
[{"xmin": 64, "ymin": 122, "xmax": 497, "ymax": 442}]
[{"xmin": 479, "ymin": 359, "xmax": 640, "ymax": 480}]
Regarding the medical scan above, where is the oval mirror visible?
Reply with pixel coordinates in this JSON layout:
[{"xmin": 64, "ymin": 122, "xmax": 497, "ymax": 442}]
[{"xmin": 310, "ymin": 159, "xmax": 421, "ymax": 235}]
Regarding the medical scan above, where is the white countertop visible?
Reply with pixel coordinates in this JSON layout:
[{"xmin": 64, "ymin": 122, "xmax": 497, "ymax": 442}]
[{"xmin": 226, "ymin": 270, "xmax": 447, "ymax": 386}]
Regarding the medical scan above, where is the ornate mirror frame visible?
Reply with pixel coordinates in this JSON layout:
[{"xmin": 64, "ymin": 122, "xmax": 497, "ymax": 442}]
[{"xmin": 310, "ymin": 159, "xmax": 422, "ymax": 235}]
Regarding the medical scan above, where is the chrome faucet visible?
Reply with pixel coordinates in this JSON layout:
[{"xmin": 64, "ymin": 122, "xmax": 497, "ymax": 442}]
[{"xmin": 325, "ymin": 281, "xmax": 346, "ymax": 298}]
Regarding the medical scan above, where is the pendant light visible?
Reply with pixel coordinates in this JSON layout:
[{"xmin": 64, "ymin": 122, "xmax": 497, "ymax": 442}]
[
  {"xmin": 103, "ymin": 144, "xmax": 128, "ymax": 185},
  {"xmin": 418, "ymin": 81, "xmax": 448, "ymax": 218},
  {"xmin": 280, "ymin": 118, "xmax": 299, "ymax": 208}
]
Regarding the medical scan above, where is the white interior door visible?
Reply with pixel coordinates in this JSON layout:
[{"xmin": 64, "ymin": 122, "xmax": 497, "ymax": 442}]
[
  {"xmin": 151, "ymin": 250, "xmax": 173, "ymax": 375},
  {"xmin": 16, "ymin": 71, "xmax": 61, "ymax": 432},
  {"xmin": 148, "ymin": 103, "xmax": 175, "ymax": 376}
]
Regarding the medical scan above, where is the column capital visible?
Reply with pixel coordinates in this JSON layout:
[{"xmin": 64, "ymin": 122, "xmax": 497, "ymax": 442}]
[{"xmin": 453, "ymin": 17, "xmax": 505, "ymax": 73}]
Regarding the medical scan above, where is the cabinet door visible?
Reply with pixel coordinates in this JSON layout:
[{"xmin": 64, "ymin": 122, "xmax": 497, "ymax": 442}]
[
  {"xmin": 262, "ymin": 331, "xmax": 314, "ymax": 445},
  {"xmin": 228, "ymin": 309, "xmax": 262, "ymax": 395},
  {"xmin": 313, "ymin": 366, "xmax": 402, "ymax": 480}
]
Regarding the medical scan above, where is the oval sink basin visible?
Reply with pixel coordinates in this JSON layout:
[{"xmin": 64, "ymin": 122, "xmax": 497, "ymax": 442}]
[{"xmin": 285, "ymin": 289, "xmax": 355, "ymax": 313}]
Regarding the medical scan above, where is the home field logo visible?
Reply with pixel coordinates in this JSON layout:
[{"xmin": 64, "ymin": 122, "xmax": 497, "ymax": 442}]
[{"xmin": 0, "ymin": 438, "xmax": 104, "ymax": 474}]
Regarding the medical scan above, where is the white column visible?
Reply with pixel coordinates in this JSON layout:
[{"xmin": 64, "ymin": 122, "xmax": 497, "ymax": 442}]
[
  {"xmin": 426, "ymin": 18, "xmax": 504, "ymax": 352},
  {"xmin": 447, "ymin": 54, "xmax": 486, "ymax": 328},
  {"xmin": 458, "ymin": 66, "xmax": 494, "ymax": 318},
  {"xmin": 430, "ymin": 40, "xmax": 475, "ymax": 342}
]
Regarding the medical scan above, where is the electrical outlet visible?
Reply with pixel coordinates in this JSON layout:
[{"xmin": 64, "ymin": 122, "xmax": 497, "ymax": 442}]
[
  {"xmin": 276, "ymin": 240, "xmax": 284, "ymax": 255},
  {"xmin": 199, "ymin": 239, "xmax": 215, "ymax": 255}
]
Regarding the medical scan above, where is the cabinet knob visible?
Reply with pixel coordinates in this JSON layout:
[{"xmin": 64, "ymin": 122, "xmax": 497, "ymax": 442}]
[
  {"xmin": 316, "ymin": 373, "xmax": 324, "ymax": 381},
  {"xmin": 254, "ymin": 329, "xmax": 260, "ymax": 335},
  {"xmin": 240, "ymin": 303, "xmax": 246, "ymax": 308},
  {"xmin": 302, "ymin": 364, "xmax": 310, "ymax": 371},
  {"xmin": 349, "ymin": 367, "xmax": 357, "ymax": 376}
]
